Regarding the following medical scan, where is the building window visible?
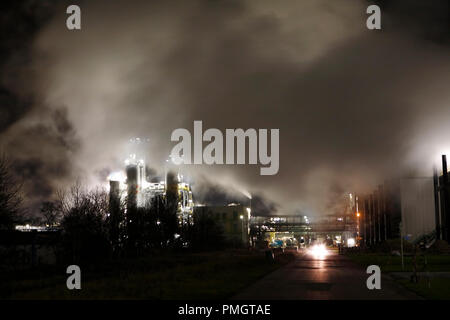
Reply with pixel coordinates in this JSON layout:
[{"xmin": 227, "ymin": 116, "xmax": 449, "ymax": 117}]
[{"xmin": 233, "ymin": 211, "xmax": 238, "ymax": 220}]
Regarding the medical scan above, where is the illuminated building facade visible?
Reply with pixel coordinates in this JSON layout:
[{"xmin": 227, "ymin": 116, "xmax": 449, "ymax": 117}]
[{"xmin": 109, "ymin": 153, "xmax": 194, "ymax": 225}]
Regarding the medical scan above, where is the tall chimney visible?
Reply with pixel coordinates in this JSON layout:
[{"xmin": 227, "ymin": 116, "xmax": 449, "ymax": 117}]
[
  {"xmin": 433, "ymin": 166, "xmax": 441, "ymax": 240},
  {"xmin": 109, "ymin": 180, "xmax": 120, "ymax": 205},
  {"xmin": 126, "ymin": 164, "xmax": 138, "ymax": 211},
  {"xmin": 109, "ymin": 180, "xmax": 121, "ymax": 254},
  {"xmin": 442, "ymin": 155, "xmax": 449, "ymax": 241},
  {"xmin": 443, "ymin": 155, "xmax": 448, "ymax": 183}
]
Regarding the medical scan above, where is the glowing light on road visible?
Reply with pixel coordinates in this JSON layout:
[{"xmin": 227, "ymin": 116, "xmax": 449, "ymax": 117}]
[
  {"xmin": 347, "ymin": 238, "xmax": 356, "ymax": 247},
  {"xmin": 308, "ymin": 244, "xmax": 328, "ymax": 259}
]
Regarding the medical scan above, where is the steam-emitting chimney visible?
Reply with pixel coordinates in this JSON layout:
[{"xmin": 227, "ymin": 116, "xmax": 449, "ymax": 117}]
[
  {"xmin": 109, "ymin": 180, "xmax": 120, "ymax": 202},
  {"xmin": 126, "ymin": 164, "xmax": 138, "ymax": 211},
  {"xmin": 109, "ymin": 180, "xmax": 120, "ymax": 215},
  {"xmin": 433, "ymin": 166, "xmax": 441, "ymax": 240},
  {"xmin": 443, "ymin": 155, "xmax": 448, "ymax": 183},
  {"xmin": 442, "ymin": 155, "xmax": 450, "ymax": 241},
  {"xmin": 109, "ymin": 180, "xmax": 121, "ymax": 255}
]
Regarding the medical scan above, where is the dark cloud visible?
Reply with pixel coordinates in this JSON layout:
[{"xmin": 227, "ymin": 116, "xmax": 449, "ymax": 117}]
[
  {"xmin": 0, "ymin": 88, "xmax": 29, "ymax": 132},
  {"xmin": 3, "ymin": 106, "xmax": 80, "ymax": 213},
  {"xmin": 0, "ymin": 0, "xmax": 59, "ymax": 131},
  {"xmin": 372, "ymin": 0, "xmax": 450, "ymax": 43}
]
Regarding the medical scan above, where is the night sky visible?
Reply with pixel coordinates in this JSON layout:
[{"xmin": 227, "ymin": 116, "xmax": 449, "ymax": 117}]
[{"xmin": 1, "ymin": 0, "xmax": 449, "ymax": 218}]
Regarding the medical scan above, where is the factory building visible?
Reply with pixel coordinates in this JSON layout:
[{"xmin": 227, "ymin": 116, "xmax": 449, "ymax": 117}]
[
  {"xmin": 358, "ymin": 176, "xmax": 438, "ymax": 245},
  {"xmin": 193, "ymin": 204, "xmax": 251, "ymax": 247},
  {"xmin": 358, "ymin": 182, "xmax": 401, "ymax": 245},
  {"xmin": 109, "ymin": 154, "xmax": 194, "ymax": 225},
  {"xmin": 357, "ymin": 154, "xmax": 450, "ymax": 246}
]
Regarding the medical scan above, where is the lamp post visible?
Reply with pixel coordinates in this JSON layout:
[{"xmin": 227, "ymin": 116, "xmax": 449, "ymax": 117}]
[{"xmin": 356, "ymin": 211, "xmax": 360, "ymax": 227}]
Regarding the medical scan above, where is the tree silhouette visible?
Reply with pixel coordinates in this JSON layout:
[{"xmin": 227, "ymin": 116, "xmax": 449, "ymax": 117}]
[
  {"xmin": 0, "ymin": 155, "xmax": 23, "ymax": 230},
  {"xmin": 108, "ymin": 188, "xmax": 126, "ymax": 257},
  {"xmin": 59, "ymin": 183, "xmax": 110, "ymax": 264},
  {"xmin": 40, "ymin": 201, "xmax": 61, "ymax": 228}
]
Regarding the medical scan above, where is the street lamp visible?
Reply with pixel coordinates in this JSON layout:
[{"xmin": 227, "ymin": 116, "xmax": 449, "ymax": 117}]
[{"xmin": 356, "ymin": 212, "xmax": 361, "ymax": 246}]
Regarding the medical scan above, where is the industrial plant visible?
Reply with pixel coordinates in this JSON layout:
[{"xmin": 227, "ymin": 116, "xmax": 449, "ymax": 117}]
[{"xmin": 109, "ymin": 153, "xmax": 194, "ymax": 227}]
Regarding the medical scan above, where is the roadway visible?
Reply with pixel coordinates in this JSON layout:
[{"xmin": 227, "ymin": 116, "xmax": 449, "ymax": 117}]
[{"xmin": 233, "ymin": 248, "xmax": 421, "ymax": 300}]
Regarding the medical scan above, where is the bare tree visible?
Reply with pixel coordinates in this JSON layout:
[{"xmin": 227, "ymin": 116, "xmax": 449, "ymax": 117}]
[
  {"xmin": 40, "ymin": 201, "xmax": 60, "ymax": 227},
  {"xmin": 0, "ymin": 155, "xmax": 23, "ymax": 230},
  {"xmin": 59, "ymin": 182, "xmax": 111, "ymax": 263}
]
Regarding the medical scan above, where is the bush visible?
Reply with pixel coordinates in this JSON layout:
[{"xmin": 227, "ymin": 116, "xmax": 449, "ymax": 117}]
[
  {"xmin": 59, "ymin": 185, "xmax": 111, "ymax": 265},
  {"xmin": 0, "ymin": 155, "xmax": 23, "ymax": 230}
]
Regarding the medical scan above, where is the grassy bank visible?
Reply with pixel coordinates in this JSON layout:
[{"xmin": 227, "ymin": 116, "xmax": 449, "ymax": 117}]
[
  {"xmin": 346, "ymin": 252, "xmax": 450, "ymax": 273},
  {"xmin": 396, "ymin": 277, "xmax": 450, "ymax": 300},
  {"xmin": 346, "ymin": 252, "xmax": 450, "ymax": 299},
  {"xmin": 3, "ymin": 250, "xmax": 295, "ymax": 300}
]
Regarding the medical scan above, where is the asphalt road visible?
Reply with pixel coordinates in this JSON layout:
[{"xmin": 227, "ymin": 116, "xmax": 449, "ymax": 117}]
[{"xmin": 233, "ymin": 249, "xmax": 421, "ymax": 300}]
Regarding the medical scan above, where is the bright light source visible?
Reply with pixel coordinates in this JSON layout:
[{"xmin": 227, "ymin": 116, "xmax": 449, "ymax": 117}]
[
  {"xmin": 108, "ymin": 171, "xmax": 126, "ymax": 183},
  {"xmin": 240, "ymin": 215, "xmax": 244, "ymax": 220},
  {"xmin": 356, "ymin": 212, "xmax": 360, "ymax": 217},
  {"xmin": 246, "ymin": 207, "xmax": 251, "ymax": 215},
  {"xmin": 308, "ymin": 244, "xmax": 328, "ymax": 259},
  {"xmin": 347, "ymin": 238, "xmax": 356, "ymax": 247}
]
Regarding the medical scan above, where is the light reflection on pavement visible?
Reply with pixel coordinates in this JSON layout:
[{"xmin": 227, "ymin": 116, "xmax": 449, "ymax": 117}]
[{"xmin": 233, "ymin": 248, "xmax": 421, "ymax": 300}]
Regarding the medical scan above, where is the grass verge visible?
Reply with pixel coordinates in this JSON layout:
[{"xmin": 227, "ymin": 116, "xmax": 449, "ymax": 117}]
[
  {"xmin": 3, "ymin": 250, "xmax": 295, "ymax": 300},
  {"xmin": 346, "ymin": 252, "xmax": 450, "ymax": 299},
  {"xmin": 395, "ymin": 277, "xmax": 450, "ymax": 300},
  {"xmin": 346, "ymin": 253, "xmax": 450, "ymax": 273}
]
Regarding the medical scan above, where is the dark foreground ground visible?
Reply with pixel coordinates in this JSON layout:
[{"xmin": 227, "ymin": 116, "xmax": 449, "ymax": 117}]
[
  {"xmin": 347, "ymin": 252, "xmax": 450, "ymax": 299},
  {"xmin": 1, "ymin": 250, "xmax": 295, "ymax": 299},
  {"xmin": 233, "ymin": 249, "xmax": 421, "ymax": 300},
  {"xmin": 4, "ymin": 248, "xmax": 448, "ymax": 300}
]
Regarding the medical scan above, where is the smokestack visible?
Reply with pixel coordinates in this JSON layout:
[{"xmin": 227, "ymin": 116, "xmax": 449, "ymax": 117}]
[
  {"xmin": 443, "ymin": 155, "xmax": 448, "ymax": 183},
  {"xmin": 109, "ymin": 179, "xmax": 120, "ymax": 215},
  {"xmin": 136, "ymin": 160, "xmax": 146, "ymax": 207},
  {"xmin": 109, "ymin": 180, "xmax": 121, "ymax": 255},
  {"xmin": 433, "ymin": 166, "xmax": 441, "ymax": 240},
  {"xmin": 166, "ymin": 171, "xmax": 179, "ymax": 193},
  {"xmin": 442, "ymin": 155, "xmax": 449, "ymax": 241},
  {"xmin": 126, "ymin": 164, "xmax": 138, "ymax": 211},
  {"xmin": 109, "ymin": 180, "xmax": 120, "ymax": 201}
]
